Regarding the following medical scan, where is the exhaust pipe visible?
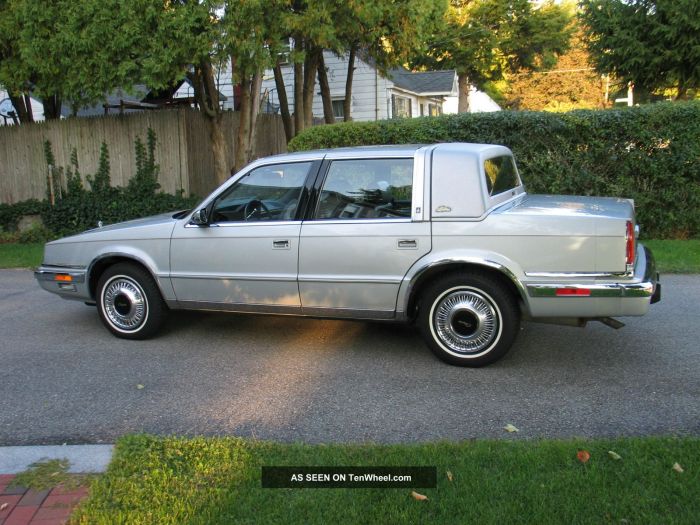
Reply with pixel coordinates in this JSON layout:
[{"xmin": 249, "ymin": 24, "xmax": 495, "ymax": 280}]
[{"xmin": 594, "ymin": 317, "xmax": 625, "ymax": 329}]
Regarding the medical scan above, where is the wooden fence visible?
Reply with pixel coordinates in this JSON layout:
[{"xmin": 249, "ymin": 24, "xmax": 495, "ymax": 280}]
[{"xmin": 0, "ymin": 109, "xmax": 287, "ymax": 203}]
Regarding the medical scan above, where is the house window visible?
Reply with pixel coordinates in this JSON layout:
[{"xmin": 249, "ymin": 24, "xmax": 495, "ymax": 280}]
[
  {"xmin": 428, "ymin": 103, "xmax": 441, "ymax": 116},
  {"xmin": 332, "ymin": 99, "xmax": 345, "ymax": 121},
  {"xmin": 391, "ymin": 95, "xmax": 412, "ymax": 118}
]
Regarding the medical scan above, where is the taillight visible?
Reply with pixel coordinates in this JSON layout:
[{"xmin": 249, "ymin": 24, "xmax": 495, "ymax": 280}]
[{"xmin": 626, "ymin": 220, "xmax": 635, "ymax": 267}]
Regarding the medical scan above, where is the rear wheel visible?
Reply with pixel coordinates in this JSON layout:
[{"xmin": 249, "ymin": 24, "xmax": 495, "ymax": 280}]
[
  {"xmin": 418, "ymin": 273, "xmax": 520, "ymax": 367},
  {"xmin": 96, "ymin": 262, "xmax": 167, "ymax": 339}
]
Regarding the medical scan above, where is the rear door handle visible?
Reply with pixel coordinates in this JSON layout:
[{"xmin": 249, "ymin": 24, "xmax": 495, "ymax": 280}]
[
  {"xmin": 397, "ymin": 239, "xmax": 417, "ymax": 249},
  {"xmin": 273, "ymin": 239, "xmax": 290, "ymax": 249}
]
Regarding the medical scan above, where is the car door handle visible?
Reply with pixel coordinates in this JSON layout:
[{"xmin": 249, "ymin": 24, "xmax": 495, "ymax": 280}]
[
  {"xmin": 273, "ymin": 239, "xmax": 290, "ymax": 249},
  {"xmin": 397, "ymin": 239, "xmax": 417, "ymax": 249}
]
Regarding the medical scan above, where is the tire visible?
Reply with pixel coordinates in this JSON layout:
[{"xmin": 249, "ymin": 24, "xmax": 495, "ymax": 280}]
[
  {"xmin": 96, "ymin": 262, "xmax": 167, "ymax": 339},
  {"xmin": 418, "ymin": 272, "xmax": 520, "ymax": 367}
]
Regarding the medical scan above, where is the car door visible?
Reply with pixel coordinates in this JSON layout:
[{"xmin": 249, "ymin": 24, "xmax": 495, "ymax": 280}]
[
  {"xmin": 298, "ymin": 156, "xmax": 431, "ymax": 318},
  {"xmin": 170, "ymin": 160, "xmax": 319, "ymax": 312}
]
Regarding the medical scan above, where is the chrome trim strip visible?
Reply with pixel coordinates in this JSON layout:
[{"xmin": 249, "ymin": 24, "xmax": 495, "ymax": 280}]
[
  {"xmin": 171, "ymin": 301, "xmax": 395, "ymax": 320},
  {"xmin": 304, "ymin": 218, "xmax": 412, "ymax": 225},
  {"xmin": 525, "ymin": 270, "xmax": 632, "ymax": 279},
  {"xmin": 170, "ymin": 273, "xmax": 297, "ymax": 282},
  {"xmin": 403, "ymin": 257, "xmax": 530, "ymax": 310},
  {"xmin": 527, "ymin": 245, "xmax": 658, "ymax": 299},
  {"xmin": 86, "ymin": 252, "xmax": 168, "ymax": 300},
  {"xmin": 301, "ymin": 306, "xmax": 395, "ymax": 320},
  {"xmin": 200, "ymin": 220, "xmax": 302, "ymax": 229},
  {"xmin": 526, "ymin": 281, "xmax": 655, "ymax": 298},
  {"xmin": 412, "ymin": 147, "xmax": 427, "ymax": 221},
  {"xmin": 34, "ymin": 267, "xmax": 86, "ymax": 283},
  {"xmin": 298, "ymin": 276, "xmax": 402, "ymax": 285},
  {"xmin": 172, "ymin": 300, "xmax": 301, "ymax": 315},
  {"xmin": 40, "ymin": 264, "xmax": 87, "ymax": 270}
]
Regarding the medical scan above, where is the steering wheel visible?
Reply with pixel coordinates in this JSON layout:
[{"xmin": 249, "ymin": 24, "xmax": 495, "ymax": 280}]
[{"xmin": 243, "ymin": 199, "xmax": 270, "ymax": 220}]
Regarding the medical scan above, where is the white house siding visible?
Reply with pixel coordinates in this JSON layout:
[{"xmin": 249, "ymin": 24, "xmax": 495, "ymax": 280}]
[
  {"xmin": 0, "ymin": 90, "xmax": 46, "ymax": 125},
  {"xmin": 260, "ymin": 51, "xmax": 393, "ymax": 122}
]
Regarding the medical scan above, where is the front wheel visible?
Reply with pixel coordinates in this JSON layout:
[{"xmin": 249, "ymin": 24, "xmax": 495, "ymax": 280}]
[
  {"xmin": 418, "ymin": 273, "xmax": 520, "ymax": 367},
  {"xmin": 96, "ymin": 262, "xmax": 167, "ymax": 339}
]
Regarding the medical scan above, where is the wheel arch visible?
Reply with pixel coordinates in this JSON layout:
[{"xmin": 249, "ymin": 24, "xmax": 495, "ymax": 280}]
[
  {"xmin": 88, "ymin": 253, "xmax": 164, "ymax": 300},
  {"xmin": 403, "ymin": 259, "xmax": 529, "ymax": 321}
]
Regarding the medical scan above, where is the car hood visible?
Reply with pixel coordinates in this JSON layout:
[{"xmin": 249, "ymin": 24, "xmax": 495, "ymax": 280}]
[{"xmin": 49, "ymin": 211, "xmax": 183, "ymax": 244}]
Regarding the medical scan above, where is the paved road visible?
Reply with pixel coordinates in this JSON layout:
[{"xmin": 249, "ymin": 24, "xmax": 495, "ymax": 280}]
[{"xmin": 1, "ymin": 269, "xmax": 698, "ymax": 445}]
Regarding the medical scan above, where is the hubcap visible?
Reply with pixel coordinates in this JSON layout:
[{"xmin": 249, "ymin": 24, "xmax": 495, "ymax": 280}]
[
  {"xmin": 102, "ymin": 276, "xmax": 147, "ymax": 331},
  {"xmin": 433, "ymin": 289, "xmax": 499, "ymax": 354}
]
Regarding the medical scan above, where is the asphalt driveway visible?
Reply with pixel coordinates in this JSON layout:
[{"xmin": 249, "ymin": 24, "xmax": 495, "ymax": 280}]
[{"xmin": 1, "ymin": 269, "xmax": 698, "ymax": 445}]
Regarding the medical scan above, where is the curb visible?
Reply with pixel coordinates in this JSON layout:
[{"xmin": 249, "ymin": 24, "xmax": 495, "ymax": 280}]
[{"xmin": 0, "ymin": 445, "xmax": 114, "ymax": 474}]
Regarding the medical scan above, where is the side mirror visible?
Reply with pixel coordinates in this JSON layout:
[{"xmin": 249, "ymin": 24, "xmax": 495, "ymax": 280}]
[{"xmin": 190, "ymin": 208, "xmax": 209, "ymax": 226}]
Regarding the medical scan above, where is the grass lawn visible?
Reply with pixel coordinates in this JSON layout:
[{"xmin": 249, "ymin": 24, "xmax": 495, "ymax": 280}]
[
  {"xmin": 643, "ymin": 239, "xmax": 700, "ymax": 273},
  {"xmin": 0, "ymin": 242, "xmax": 43, "ymax": 268},
  {"xmin": 72, "ymin": 435, "xmax": 699, "ymax": 525}
]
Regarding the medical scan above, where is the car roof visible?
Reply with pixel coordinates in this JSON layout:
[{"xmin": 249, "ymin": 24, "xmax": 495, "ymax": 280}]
[{"xmin": 260, "ymin": 143, "xmax": 510, "ymax": 163}]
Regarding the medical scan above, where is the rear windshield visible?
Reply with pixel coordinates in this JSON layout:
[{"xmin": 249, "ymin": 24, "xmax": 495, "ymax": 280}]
[{"xmin": 484, "ymin": 156, "xmax": 519, "ymax": 197}]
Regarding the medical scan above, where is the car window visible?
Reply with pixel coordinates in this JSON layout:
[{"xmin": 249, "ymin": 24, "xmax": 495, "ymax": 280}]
[
  {"xmin": 484, "ymin": 156, "xmax": 520, "ymax": 197},
  {"xmin": 211, "ymin": 162, "xmax": 311, "ymax": 222},
  {"xmin": 315, "ymin": 158, "xmax": 413, "ymax": 220}
]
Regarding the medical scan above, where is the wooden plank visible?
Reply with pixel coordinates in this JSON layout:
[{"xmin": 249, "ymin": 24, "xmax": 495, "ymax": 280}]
[{"xmin": 0, "ymin": 110, "xmax": 286, "ymax": 203}]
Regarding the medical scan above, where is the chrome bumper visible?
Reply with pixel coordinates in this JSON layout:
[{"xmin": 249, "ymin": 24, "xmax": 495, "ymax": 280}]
[
  {"xmin": 34, "ymin": 265, "xmax": 91, "ymax": 301},
  {"xmin": 526, "ymin": 245, "xmax": 659, "ymax": 300},
  {"xmin": 523, "ymin": 244, "xmax": 660, "ymax": 318}
]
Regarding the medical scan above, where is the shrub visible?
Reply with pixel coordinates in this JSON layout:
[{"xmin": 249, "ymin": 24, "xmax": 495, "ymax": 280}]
[
  {"xmin": 289, "ymin": 102, "xmax": 700, "ymax": 238},
  {"xmin": 0, "ymin": 129, "xmax": 199, "ymax": 239}
]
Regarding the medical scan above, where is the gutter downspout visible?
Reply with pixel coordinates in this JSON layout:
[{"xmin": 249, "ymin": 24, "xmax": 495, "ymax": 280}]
[{"xmin": 375, "ymin": 69, "xmax": 379, "ymax": 121}]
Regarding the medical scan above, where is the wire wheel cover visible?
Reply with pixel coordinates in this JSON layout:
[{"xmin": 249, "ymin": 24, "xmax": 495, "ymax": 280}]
[
  {"xmin": 103, "ymin": 277, "xmax": 147, "ymax": 331},
  {"xmin": 433, "ymin": 289, "xmax": 499, "ymax": 353}
]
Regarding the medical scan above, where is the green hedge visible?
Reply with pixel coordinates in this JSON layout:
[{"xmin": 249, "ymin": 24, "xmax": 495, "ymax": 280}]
[
  {"xmin": 0, "ymin": 129, "xmax": 199, "ymax": 240},
  {"xmin": 289, "ymin": 102, "xmax": 700, "ymax": 238}
]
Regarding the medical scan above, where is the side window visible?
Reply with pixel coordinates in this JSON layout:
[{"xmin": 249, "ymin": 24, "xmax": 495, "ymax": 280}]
[
  {"xmin": 484, "ymin": 156, "xmax": 520, "ymax": 197},
  {"xmin": 316, "ymin": 158, "xmax": 413, "ymax": 220},
  {"xmin": 211, "ymin": 162, "xmax": 311, "ymax": 222}
]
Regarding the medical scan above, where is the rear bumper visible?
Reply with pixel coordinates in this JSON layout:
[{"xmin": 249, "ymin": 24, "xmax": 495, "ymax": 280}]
[{"xmin": 524, "ymin": 244, "xmax": 660, "ymax": 318}]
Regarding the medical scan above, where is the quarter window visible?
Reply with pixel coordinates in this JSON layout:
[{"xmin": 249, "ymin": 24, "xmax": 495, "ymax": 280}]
[
  {"xmin": 315, "ymin": 158, "xmax": 413, "ymax": 220},
  {"xmin": 211, "ymin": 162, "xmax": 311, "ymax": 222},
  {"xmin": 483, "ymin": 156, "xmax": 520, "ymax": 197}
]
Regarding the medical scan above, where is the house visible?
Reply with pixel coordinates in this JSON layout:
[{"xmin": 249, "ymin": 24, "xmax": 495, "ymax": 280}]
[
  {"xmin": 256, "ymin": 50, "xmax": 499, "ymax": 122},
  {"xmin": 205, "ymin": 50, "xmax": 499, "ymax": 122},
  {"xmin": 0, "ymin": 80, "xmax": 223, "ymax": 125},
  {"xmin": 0, "ymin": 89, "xmax": 46, "ymax": 125}
]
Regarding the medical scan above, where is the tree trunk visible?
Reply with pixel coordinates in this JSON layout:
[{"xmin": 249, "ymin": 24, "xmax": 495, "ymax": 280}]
[
  {"xmin": 247, "ymin": 71, "xmax": 263, "ymax": 163},
  {"xmin": 209, "ymin": 114, "xmax": 228, "ymax": 185},
  {"xmin": 8, "ymin": 91, "xmax": 33, "ymax": 124},
  {"xmin": 42, "ymin": 94, "xmax": 62, "ymax": 120},
  {"xmin": 189, "ymin": 60, "xmax": 229, "ymax": 185},
  {"xmin": 317, "ymin": 52, "xmax": 335, "ymax": 124},
  {"xmin": 293, "ymin": 39, "xmax": 305, "ymax": 136},
  {"xmin": 303, "ymin": 47, "xmax": 320, "ymax": 129},
  {"xmin": 457, "ymin": 72, "xmax": 471, "ymax": 113},
  {"xmin": 273, "ymin": 60, "xmax": 293, "ymax": 142},
  {"xmin": 235, "ymin": 70, "xmax": 252, "ymax": 174},
  {"xmin": 343, "ymin": 44, "xmax": 356, "ymax": 122}
]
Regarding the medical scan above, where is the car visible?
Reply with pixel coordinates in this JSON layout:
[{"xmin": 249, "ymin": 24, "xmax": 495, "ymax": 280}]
[{"xmin": 35, "ymin": 143, "xmax": 660, "ymax": 366}]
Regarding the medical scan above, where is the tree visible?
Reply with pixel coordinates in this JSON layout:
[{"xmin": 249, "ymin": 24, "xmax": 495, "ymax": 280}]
[
  {"xmin": 331, "ymin": 0, "xmax": 446, "ymax": 123},
  {"xmin": 580, "ymin": 0, "xmax": 700, "ymax": 100},
  {"xmin": 0, "ymin": 0, "xmax": 69, "ymax": 122},
  {"xmin": 504, "ymin": 29, "xmax": 605, "ymax": 111},
  {"xmin": 417, "ymin": 0, "xmax": 572, "ymax": 112}
]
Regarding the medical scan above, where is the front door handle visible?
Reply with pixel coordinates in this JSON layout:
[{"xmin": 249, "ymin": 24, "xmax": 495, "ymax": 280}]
[
  {"xmin": 398, "ymin": 239, "xmax": 417, "ymax": 249},
  {"xmin": 273, "ymin": 239, "xmax": 290, "ymax": 250}
]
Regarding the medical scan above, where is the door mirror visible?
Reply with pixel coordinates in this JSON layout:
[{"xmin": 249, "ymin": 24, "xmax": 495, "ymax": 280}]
[{"xmin": 190, "ymin": 208, "xmax": 209, "ymax": 226}]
